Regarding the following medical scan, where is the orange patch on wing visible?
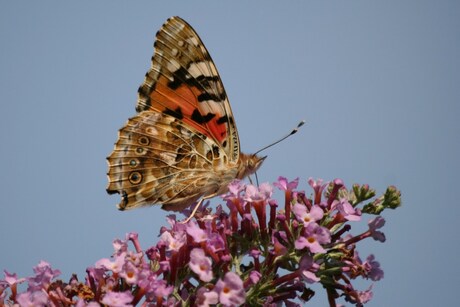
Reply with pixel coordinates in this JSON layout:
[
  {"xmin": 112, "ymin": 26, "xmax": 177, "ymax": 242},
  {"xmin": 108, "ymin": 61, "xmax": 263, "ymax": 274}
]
[
  {"xmin": 149, "ymin": 76, "xmax": 227, "ymax": 143},
  {"xmin": 206, "ymin": 117, "xmax": 227, "ymax": 143},
  {"xmin": 148, "ymin": 77, "xmax": 195, "ymax": 114}
]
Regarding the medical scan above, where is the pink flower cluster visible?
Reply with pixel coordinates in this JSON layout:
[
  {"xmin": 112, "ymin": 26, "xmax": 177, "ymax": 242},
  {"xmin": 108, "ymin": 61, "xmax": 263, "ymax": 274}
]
[{"xmin": 0, "ymin": 177, "xmax": 400, "ymax": 306}]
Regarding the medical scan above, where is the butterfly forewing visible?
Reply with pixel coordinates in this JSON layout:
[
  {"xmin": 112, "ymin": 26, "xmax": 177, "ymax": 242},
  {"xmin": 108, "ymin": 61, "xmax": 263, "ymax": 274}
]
[{"xmin": 137, "ymin": 16, "xmax": 240, "ymax": 161}]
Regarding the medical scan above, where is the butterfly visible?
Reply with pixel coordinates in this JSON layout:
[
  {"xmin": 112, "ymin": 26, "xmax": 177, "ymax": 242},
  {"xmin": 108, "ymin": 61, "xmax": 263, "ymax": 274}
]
[{"xmin": 106, "ymin": 16, "xmax": 265, "ymax": 218}]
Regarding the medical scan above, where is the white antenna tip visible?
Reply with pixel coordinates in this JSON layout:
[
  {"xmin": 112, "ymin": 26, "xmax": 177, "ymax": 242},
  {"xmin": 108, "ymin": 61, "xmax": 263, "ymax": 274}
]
[{"xmin": 291, "ymin": 120, "xmax": 306, "ymax": 135}]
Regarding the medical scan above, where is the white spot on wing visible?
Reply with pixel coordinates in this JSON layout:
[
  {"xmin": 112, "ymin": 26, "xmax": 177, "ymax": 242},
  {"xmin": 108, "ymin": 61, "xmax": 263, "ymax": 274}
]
[
  {"xmin": 186, "ymin": 36, "xmax": 199, "ymax": 46},
  {"xmin": 179, "ymin": 125, "xmax": 192, "ymax": 138},
  {"xmin": 145, "ymin": 127, "xmax": 159, "ymax": 136},
  {"xmin": 167, "ymin": 59, "xmax": 180, "ymax": 72},
  {"xmin": 188, "ymin": 61, "xmax": 218, "ymax": 78},
  {"xmin": 159, "ymin": 152, "xmax": 176, "ymax": 164}
]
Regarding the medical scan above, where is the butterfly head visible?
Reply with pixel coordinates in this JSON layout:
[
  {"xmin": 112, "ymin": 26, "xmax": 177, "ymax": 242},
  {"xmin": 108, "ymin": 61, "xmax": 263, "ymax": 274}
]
[{"xmin": 237, "ymin": 153, "xmax": 266, "ymax": 180}]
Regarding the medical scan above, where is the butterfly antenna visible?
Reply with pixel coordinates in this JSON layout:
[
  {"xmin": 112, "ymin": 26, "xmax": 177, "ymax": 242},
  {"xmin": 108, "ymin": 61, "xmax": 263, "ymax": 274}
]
[{"xmin": 254, "ymin": 120, "xmax": 305, "ymax": 156}]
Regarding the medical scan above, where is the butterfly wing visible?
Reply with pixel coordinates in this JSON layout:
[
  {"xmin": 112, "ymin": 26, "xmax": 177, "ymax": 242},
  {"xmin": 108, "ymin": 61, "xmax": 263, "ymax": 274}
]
[
  {"xmin": 107, "ymin": 17, "xmax": 241, "ymax": 211},
  {"xmin": 137, "ymin": 16, "xmax": 240, "ymax": 162},
  {"xmin": 107, "ymin": 111, "xmax": 237, "ymax": 211}
]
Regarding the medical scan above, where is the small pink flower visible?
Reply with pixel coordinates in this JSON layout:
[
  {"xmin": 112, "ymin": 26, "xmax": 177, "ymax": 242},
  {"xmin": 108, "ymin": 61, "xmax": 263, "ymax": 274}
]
[
  {"xmin": 207, "ymin": 232, "xmax": 226, "ymax": 253},
  {"xmin": 195, "ymin": 287, "xmax": 219, "ymax": 306},
  {"xmin": 244, "ymin": 183, "xmax": 273, "ymax": 202},
  {"xmin": 295, "ymin": 236, "xmax": 324, "ymax": 253},
  {"xmin": 247, "ymin": 270, "xmax": 261, "ymax": 285},
  {"xmin": 95, "ymin": 253, "xmax": 125, "ymax": 273},
  {"xmin": 3, "ymin": 270, "xmax": 25, "ymax": 286},
  {"xmin": 189, "ymin": 248, "xmax": 213, "ymax": 282},
  {"xmin": 368, "ymin": 216, "xmax": 386, "ymax": 242},
  {"xmin": 112, "ymin": 238, "xmax": 128, "ymax": 256},
  {"xmin": 16, "ymin": 291, "xmax": 49, "ymax": 306},
  {"xmin": 214, "ymin": 272, "xmax": 246, "ymax": 306},
  {"xmin": 274, "ymin": 176, "xmax": 299, "ymax": 191},
  {"xmin": 151, "ymin": 280, "xmax": 173, "ymax": 298},
  {"xmin": 136, "ymin": 267, "xmax": 155, "ymax": 289},
  {"xmin": 292, "ymin": 203, "xmax": 323, "ymax": 225},
  {"xmin": 363, "ymin": 254, "xmax": 384, "ymax": 281},
  {"xmin": 159, "ymin": 230, "xmax": 186, "ymax": 252},
  {"xmin": 101, "ymin": 290, "xmax": 133, "ymax": 307},
  {"xmin": 308, "ymin": 178, "xmax": 327, "ymax": 194},
  {"xmin": 227, "ymin": 180, "xmax": 245, "ymax": 197},
  {"xmin": 298, "ymin": 254, "xmax": 320, "ymax": 284},
  {"xmin": 120, "ymin": 261, "xmax": 139, "ymax": 285},
  {"xmin": 357, "ymin": 284, "xmax": 374, "ymax": 304},
  {"xmin": 331, "ymin": 199, "xmax": 361, "ymax": 221},
  {"xmin": 165, "ymin": 214, "xmax": 187, "ymax": 233},
  {"xmin": 295, "ymin": 223, "xmax": 330, "ymax": 253},
  {"xmin": 27, "ymin": 261, "xmax": 61, "ymax": 291},
  {"xmin": 75, "ymin": 300, "xmax": 100, "ymax": 307},
  {"xmin": 186, "ymin": 220, "xmax": 208, "ymax": 243}
]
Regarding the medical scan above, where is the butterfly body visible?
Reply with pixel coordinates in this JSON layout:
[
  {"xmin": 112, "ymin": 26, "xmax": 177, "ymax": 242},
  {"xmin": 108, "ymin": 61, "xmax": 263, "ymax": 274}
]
[{"xmin": 107, "ymin": 17, "xmax": 264, "ymax": 212}]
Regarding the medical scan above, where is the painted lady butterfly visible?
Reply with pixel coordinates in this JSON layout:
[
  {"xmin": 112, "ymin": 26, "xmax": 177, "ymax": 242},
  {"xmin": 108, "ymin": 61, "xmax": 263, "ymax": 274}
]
[{"xmin": 107, "ymin": 16, "xmax": 265, "ymax": 217}]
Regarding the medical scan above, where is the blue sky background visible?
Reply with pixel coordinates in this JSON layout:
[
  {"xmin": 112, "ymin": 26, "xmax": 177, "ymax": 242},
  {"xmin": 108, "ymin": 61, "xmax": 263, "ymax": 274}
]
[{"xmin": 1, "ymin": 1, "xmax": 459, "ymax": 306}]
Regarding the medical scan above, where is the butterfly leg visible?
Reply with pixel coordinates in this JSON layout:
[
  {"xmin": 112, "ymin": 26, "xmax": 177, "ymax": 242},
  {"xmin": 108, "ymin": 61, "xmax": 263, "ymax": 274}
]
[{"xmin": 181, "ymin": 194, "xmax": 216, "ymax": 224}]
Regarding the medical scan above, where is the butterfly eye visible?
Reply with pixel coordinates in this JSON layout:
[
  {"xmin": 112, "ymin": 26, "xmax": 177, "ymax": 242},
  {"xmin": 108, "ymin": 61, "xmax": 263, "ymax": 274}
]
[
  {"xmin": 246, "ymin": 156, "xmax": 259, "ymax": 171},
  {"xmin": 253, "ymin": 155, "xmax": 267, "ymax": 171}
]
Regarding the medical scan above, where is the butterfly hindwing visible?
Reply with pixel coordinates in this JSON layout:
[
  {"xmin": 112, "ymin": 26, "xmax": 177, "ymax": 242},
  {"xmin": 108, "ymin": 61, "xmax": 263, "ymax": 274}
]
[{"xmin": 107, "ymin": 111, "xmax": 236, "ymax": 211}]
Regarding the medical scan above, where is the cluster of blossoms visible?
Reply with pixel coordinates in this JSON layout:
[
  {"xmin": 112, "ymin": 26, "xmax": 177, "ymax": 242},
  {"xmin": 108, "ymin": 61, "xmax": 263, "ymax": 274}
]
[{"xmin": 1, "ymin": 177, "xmax": 401, "ymax": 306}]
